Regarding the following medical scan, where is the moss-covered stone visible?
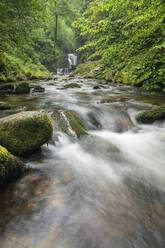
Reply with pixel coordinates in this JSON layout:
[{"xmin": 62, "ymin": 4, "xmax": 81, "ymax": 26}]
[
  {"xmin": 32, "ymin": 85, "xmax": 45, "ymax": 93},
  {"xmin": 0, "ymin": 111, "xmax": 53, "ymax": 156},
  {"xmin": 14, "ymin": 82, "xmax": 30, "ymax": 94},
  {"xmin": 0, "ymin": 145, "xmax": 24, "ymax": 189},
  {"xmin": 136, "ymin": 105, "xmax": 165, "ymax": 124},
  {"xmin": 0, "ymin": 83, "xmax": 14, "ymax": 91},
  {"xmin": 0, "ymin": 102, "xmax": 11, "ymax": 110},
  {"xmin": 52, "ymin": 110, "xmax": 87, "ymax": 138},
  {"xmin": 63, "ymin": 83, "xmax": 81, "ymax": 89}
]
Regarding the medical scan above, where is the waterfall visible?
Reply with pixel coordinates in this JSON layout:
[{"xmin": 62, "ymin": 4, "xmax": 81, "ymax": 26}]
[{"xmin": 68, "ymin": 53, "xmax": 77, "ymax": 69}]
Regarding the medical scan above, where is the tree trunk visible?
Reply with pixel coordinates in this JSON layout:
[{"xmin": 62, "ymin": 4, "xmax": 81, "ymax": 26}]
[{"xmin": 54, "ymin": 1, "xmax": 58, "ymax": 47}]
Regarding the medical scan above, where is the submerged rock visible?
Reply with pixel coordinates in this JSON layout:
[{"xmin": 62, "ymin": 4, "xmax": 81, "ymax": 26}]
[
  {"xmin": 88, "ymin": 111, "xmax": 135, "ymax": 132},
  {"xmin": 0, "ymin": 145, "xmax": 24, "ymax": 189},
  {"xmin": 32, "ymin": 85, "xmax": 45, "ymax": 93},
  {"xmin": 0, "ymin": 111, "xmax": 53, "ymax": 156},
  {"xmin": 52, "ymin": 110, "xmax": 87, "ymax": 138},
  {"xmin": 136, "ymin": 105, "xmax": 165, "ymax": 124},
  {"xmin": 0, "ymin": 102, "xmax": 11, "ymax": 110},
  {"xmin": 63, "ymin": 83, "xmax": 81, "ymax": 89},
  {"xmin": 106, "ymin": 112, "xmax": 134, "ymax": 132},
  {"xmin": 93, "ymin": 85, "xmax": 100, "ymax": 90},
  {"xmin": 14, "ymin": 82, "xmax": 30, "ymax": 94}
]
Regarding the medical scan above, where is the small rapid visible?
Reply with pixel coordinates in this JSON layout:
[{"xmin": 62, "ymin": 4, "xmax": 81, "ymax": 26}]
[{"xmin": 0, "ymin": 75, "xmax": 165, "ymax": 248}]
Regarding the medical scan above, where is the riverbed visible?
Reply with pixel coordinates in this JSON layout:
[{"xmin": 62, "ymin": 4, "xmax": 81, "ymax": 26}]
[{"xmin": 0, "ymin": 75, "xmax": 165, "ymax": 248}]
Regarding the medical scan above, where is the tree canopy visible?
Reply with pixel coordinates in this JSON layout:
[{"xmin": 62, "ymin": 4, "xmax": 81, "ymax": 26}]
[
  {"xmin": 74, "ymin": 0, "xmax": 165, "ymax": 91},
  {"xmin": 0, "ymin": 0, "xmax": 164, "ymax": 92}
]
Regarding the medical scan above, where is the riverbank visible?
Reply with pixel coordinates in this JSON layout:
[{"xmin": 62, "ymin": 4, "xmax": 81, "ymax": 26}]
[
  {"xmin": 0, "ymin": 51, "xmax": 52, "ymax": 83},
  {"xmin": 74, "ymin": 61, "xmax": 165, "ymax": 93}
]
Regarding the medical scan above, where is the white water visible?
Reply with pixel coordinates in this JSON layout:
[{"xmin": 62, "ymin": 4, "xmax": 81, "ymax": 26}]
[
  {"xmin": 68, "ymin": 53, "xmax": 77, "ymax": 69},
  {"xmin": 0, "ymin": 75, "xmax": 165, "ymax": 248}
]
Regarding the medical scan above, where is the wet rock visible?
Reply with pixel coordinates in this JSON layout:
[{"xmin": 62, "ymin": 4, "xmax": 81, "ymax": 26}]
[
  {"xmin": 0, "ymin": 83, "xmax": 14, "ymax": 91},
  {"xmin": 0, "ymin": 145, "xmax": 24, "ymax": 189},
  {"xmin": 136, "ymin": 105, "xmax": 165, "ymax": 124},
  {"xmin": 0, "ymin": 102, "xmax": 11, "ymax": 110},
  {"xmin": 100, "ymin": 98, "xmax": 114, "ymax": 103},
  {"xmin": 87, "ymin": 112, "xmax": 102, "ymax": 130},
  {"xmin": 63, "ymin": 83, "xmax": 81, "ymax": 89},
  {"xmin": 105, "ymin": 112, "xmax": 134, "ymax": 132},
  {"xmin": 81, "ymin": 135, "xmax": 120, "ymax": 158},
  {"xmin": 32, "ymin": 85, "xmax": 45, "ymax": 93},
  {"xmin": 0, "ymin": 111, "xmax": 53, "ymax": 157},
  {"xmin": 14, "ymin": 82, "xmax": 30, "ymax": 94},
  {"xmin": 47, "ymin": 82, "xmax": 56, "ymax": 86},
  {"xmin": 100, "ymin": 97, "xmax": 128, "ymax": 104},
  {"xmin": 52, "ymin": 110, "xmax": 87, "ymax": 138},
  {"xmin": 93, "ymin": 85, "xmax": 100, "ymax": 90}
]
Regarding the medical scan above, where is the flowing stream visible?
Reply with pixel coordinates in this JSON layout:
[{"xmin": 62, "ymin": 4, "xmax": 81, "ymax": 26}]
[{"xmin": 0, "ymin": 75, "xmax": 165, "ymax": 248}]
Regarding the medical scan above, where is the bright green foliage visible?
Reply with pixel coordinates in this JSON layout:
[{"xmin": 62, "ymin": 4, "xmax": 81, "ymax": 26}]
[
  {"xmin": 74, "ymin": 0, "xmax": 165, "ymax": 92},
  {"xmin": 0, "ymin": 0, "xmax": 86, "ymax": 80}
]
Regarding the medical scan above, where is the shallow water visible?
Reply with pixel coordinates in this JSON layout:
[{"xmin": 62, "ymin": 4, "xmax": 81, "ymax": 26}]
[{"xmin": 0, "ymin": 76, "xmax": 165, "ymax": 248}]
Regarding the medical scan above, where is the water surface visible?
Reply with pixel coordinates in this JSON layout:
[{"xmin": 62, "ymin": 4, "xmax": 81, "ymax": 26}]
[{"xmin": 0, "ymin": 76, "xmax": 165, "ymax": 248}]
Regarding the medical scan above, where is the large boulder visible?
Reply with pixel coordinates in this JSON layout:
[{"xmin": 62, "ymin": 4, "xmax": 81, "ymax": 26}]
[
  {"xmin": 52, "ymin": 110, "xmax": 87, "ymax": 138},
  {"xmin": 136, "ymin": 105, "xmax": 165, "ymax": 124},
  {"xmin": 14, "ymin": 82, "xmax": 30, "ymax": 94},
  {"xmin": 0, "ymin": 145, "xmax": 24, "ymax": 189},
  {"xmin": 0, "ymin": 111, "xmax": 53, "ymax": 156}
]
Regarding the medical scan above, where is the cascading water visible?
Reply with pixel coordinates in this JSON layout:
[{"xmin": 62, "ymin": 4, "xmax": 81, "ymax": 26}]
[
  {"xmin": 68, "ymin": 53, "xmax": 77, "ymax": 69},
  {"xmin": 0, "ymin": 75, "xmax": 165, "ymax": 248},
  {"xmin": 57, "ymin": 54, "xmax": 77, "ymax": 75}
]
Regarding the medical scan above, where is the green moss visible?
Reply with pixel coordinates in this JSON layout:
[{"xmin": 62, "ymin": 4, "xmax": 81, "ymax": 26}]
[
  {"xmin": 74, "ymin": 61, "xmax": 98, "ymax": 74},
  {"xmin": 65, "ymin": 111, "xmax": 87, "ymax": 138},
  {"xmin": 136, "ymin": 105, "xmax": 165, "ymax": 124},
  {"xmin": 0, "ymin": 52, "xmax": 52, "ymax": 83},
  {"xmin": 63, "ymin": 83, "xmax": 81, "ymax": 89},
  {"xmin": 52, "ymin": 110, "xmax": 87, "ymax": 138},
  {"xmin": 83, "ymin": 73, "xmax": 95, "ymax": 79},
  {"xmin": 0, "ymin": 145, "xmax": 24, "ymax": 189},
  {"xmin": 0, "ymin": 111, "xmax": 53, "ymax": 156},
  {"xmin": 14, "ymin": 82, "xmax": 30, "ymax": 94}
]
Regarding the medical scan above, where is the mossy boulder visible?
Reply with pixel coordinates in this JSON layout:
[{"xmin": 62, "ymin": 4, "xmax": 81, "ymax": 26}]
[
  {"xmin": 32, "ymin": 85, "xmax": 45, "ymax": 93},
  {"xmin": 52, "ymin": 110, "xmax": 87, "ymax": 138},
  {"xmin": 14, "ymin": 82, "xmax": 30, "ymax": 94},
  {"xmin": 63, "ymin": 83, "xmax": 81, "ymax": 89},
  {"xmin": 0, "ymin": 102, "xmax": 11, "ymax": 110},
  {"xmin": 0, "ymin": 145, "xmax": 24, "ymax": 189},
  {"xmin": 0, "ymin": 83, "xmax": 14, "ymax": 91},
  {"xmin": 136, "ymin": 105, "xmax": 165, "ymax": 124},
  {"xmin": 0, "ymin": 111, "xmax": 53, "ymax": 156}
]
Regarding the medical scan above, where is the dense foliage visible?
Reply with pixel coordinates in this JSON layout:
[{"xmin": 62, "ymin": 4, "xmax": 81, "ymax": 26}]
[
  {"xmin": 0, "ymin": 0, "xmax": 164, "ymax": 92},
  {"xmin": 0, "ymin": 0, "xmax": 86, "ymax": 82},
  {"xmin": 74, "ymin": 0, "xmax": 165, "ymax": 91}
]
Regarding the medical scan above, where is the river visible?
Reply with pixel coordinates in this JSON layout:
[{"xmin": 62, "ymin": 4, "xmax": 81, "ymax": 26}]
[{"xmin": 0, "ymin": 75, "xmax": 165, "ymax": 248}]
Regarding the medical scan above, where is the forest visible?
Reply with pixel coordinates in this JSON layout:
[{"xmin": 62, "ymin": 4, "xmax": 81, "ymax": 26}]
[
  {"xmin": 0, "ymin": 0, "xmax": 164, "ymax": 91},
  {"xmin": 0, "ymin": 1, "xmax": 165, "ymax": 248}
]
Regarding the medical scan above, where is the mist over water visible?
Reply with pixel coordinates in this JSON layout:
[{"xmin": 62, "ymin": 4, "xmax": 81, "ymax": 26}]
[{"xmin": 0, "ymin": 75, "xmax": 165, "ymax": 248}]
